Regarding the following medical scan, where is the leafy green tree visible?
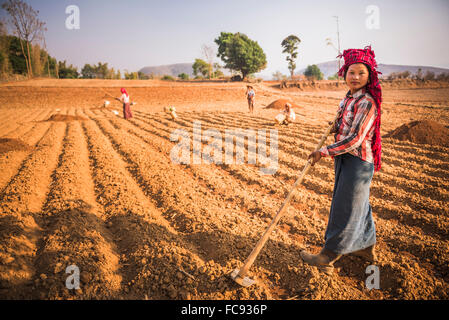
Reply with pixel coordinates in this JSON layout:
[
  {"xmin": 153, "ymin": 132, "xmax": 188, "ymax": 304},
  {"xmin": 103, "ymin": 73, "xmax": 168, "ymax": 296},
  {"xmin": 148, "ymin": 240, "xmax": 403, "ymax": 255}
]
[
  {"xmin": 161, "ymin": 75, "xmax": 175, "ymax": 81},
  {"xmin": 178, "ymin": 73, "xmax": 189, "ymax": 80},
  {"xmin": 0, "ymin": 21, "xmax": 9, "ymax": 75},
  {"xmin": 281, "ymin": 35, "xmax": 301, "ymax": 79},
  {"xmin": 192, "ymin": 58, "xmax": 209, "ymax": 77},
  {"xmin": 81, "ymin": 62, "xmax": 111, "ymax": 79},
  {"xmin": 215, "ymin": 32, "xmax": 267, "ymax": 80},
  {"xmin": 138, "ymin": 71, "xmax": 149, "ymax": 79},
  {"xmin": 304, "ymin": 64, "xmax": 323, "ymax": 80},
  {"xmin": 124, "ymin": 70, "xmax": 138, "ymax": 79},
  {"xmin": 58, "ymin": 60, "xmax": 78, "ymax": 78},
  {"xmin": 7, "ymin": 35, "xmax": 27, "ymax": 74},
  {"xmin": 81, "ymin": 63, "xmax": 95, "ymax": 78}
]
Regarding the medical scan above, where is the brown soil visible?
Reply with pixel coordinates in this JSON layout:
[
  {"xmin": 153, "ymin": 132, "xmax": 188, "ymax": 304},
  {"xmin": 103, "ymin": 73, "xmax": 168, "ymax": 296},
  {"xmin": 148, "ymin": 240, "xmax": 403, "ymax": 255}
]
[
  {"xmin": 265, "ymin": 99, "xmax": 301, "ymax": 110},
  {"xmin": 385, "ymin": 120, "xmax": 449, "ymax": 147},
  {"xmin": 0, "ymin": 138, "xmax": 31, "ymax": 154},
  {"xmin": 0, "ymin": 79, "xmax": 448, "ymax": 300},
  {"xmin": 47, "ymin": 114, "xmax": 87, "ymax": 122}
]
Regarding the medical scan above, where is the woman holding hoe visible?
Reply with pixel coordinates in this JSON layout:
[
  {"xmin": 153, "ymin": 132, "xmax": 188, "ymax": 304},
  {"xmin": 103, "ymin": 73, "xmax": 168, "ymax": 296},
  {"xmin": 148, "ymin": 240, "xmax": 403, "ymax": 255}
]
[{"xmin": 301, "ymin": 46, "xmax": 383, "ymax": 275}]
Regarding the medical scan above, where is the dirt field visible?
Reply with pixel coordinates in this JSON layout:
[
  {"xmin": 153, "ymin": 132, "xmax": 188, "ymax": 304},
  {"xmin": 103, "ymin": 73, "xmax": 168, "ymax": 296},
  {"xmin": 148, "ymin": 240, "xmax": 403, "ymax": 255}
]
[{"xmin": 0, "ymin": 79, "xmax": 448, "ymax": 300}]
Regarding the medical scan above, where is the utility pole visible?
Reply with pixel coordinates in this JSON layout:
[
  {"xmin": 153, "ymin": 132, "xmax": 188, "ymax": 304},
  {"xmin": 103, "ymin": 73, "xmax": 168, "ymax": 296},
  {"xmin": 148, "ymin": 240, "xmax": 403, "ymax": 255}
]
[{"xmin": 333, "ymin": 15, "xmax": 342, "ymax": 71}]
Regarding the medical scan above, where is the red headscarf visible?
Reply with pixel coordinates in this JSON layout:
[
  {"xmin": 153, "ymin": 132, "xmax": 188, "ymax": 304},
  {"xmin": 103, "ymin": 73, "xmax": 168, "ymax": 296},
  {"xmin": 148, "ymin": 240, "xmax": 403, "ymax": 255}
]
[
  {"xmin": 337, "ymin": 45, "xmax": 382, "ymax": 172},
  {"xmin": 120, "ymin": 87, "xmax": 129, "ymax": 97}
]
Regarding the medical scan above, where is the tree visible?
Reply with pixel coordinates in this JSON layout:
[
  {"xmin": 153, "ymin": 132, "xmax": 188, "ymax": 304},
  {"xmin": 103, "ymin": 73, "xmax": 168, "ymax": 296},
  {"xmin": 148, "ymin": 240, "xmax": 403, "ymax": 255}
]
[
  {"xmin": 0, "ymin": 20, "xmax": 11, "ymax": 75},
  {"xmin": 138, "ymin": 71, "xmax": 149, "ymax": 80},
  {"xmin": 304, "ymin": 64, "xmax": 323, "ymax": 80},
  {"xmin": 281, "ymin": 35, "xmax": 301, "ymax": 79},
  {"xmin": 7, "ymin": 35, "xmax": 27, "ymax": 74},
  {"xmin": 213, "ymin": 63, "xmax": 224, "ymax": 78},
  {"xmin": 424, "ymin": 71, "xmax": 435, "ymax": 81},
  {"xmin": 58, "ymin": 60, "xmax": 78, "ymax": 78},
  {"xmin": 81, "ymin": 64, "xmax": 95, "ymax": 79},
  {"xmin": 202, "ymin": 44, "xmax": 215, "ymax": 79},
  {"xmin": 192, "ymin": 58, "xmax": 209, "ymax": 77},
  {"xmin": 2, "ymin": 0, "xmax": 46, "ymax": 78},
  {"xmin": 178, "ymin": 73, "xmax": 189, "ymax": 80},
  {"xmin": 215, "ymin": 32, "xmax": 267, "ymax": 80},
  {"xmin": 161, "ymin": 75, "xmax": 174, "ymax": 81},
  {"xmin": 272, "ymin": 71, "xmax": 287, "ymax": 81}
]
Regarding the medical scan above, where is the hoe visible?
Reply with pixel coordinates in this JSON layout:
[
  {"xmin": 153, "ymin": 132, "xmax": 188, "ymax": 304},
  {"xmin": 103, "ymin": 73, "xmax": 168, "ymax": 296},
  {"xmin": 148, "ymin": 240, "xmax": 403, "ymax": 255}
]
[{"xmin": 230, "ymin": 112, "xmax": 340, "ymax": 287}]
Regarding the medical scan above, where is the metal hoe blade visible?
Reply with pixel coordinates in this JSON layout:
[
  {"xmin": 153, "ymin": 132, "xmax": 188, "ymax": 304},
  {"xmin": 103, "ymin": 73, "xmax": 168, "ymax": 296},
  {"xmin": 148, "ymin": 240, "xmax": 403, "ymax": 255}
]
[{"xmin": 230, "ymin": 269, "xmax": 256, "ymax": 287}]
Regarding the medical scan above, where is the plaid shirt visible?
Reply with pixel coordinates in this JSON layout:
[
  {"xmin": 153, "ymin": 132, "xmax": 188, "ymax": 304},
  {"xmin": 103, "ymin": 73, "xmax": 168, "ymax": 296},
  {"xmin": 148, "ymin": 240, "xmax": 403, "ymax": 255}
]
[{"xmin": 319, "ymin": 88, "xmax": 377, "ymax": 163}]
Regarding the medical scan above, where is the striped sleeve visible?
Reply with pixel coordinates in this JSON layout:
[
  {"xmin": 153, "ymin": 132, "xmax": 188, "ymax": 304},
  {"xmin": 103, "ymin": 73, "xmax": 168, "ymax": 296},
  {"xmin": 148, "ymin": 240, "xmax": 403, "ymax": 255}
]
[{"xmin": 321, "ymin": 98, "xmax": 376, "ymax": 157}]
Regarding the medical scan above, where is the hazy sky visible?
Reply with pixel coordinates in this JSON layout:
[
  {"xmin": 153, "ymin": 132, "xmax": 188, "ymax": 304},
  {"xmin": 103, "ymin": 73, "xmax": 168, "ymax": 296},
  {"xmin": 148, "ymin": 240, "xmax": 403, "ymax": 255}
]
[{"xmin": 2, "ymin": 0, "xmax": 449, "ymax": 76}]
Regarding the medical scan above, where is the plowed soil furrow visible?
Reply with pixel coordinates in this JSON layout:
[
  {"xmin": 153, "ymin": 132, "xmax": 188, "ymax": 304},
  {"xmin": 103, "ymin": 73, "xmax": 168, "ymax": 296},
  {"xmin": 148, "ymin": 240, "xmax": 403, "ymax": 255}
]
[
  {"xmin": 129, "ymin": 114, "xmax": 327, "ymax": 212},
  {"xmin": 79, "ymin": 110, "xmax": 255, "ymax": 300},
  {"xmin": 86, "ymin": 109, "xmax": 319, "ymax": 299},
  {"xmin": 125, "ymin": 111, "xmax": 442, "ymax": 299},
  {"xmin": 190, "ymin": 111, "xmax": 448, "ymax": 167},
  {"xmin": 0, "ymin": 110, "xmax": 27, "ymax": 134},
  {"xmin": 132, "ymin": 111, "xmax": 448, "ymax": 295},
  {"xmin": 121, "ymin": 114, "xmax": 329, "ymax": 246},
  {"xmin": 0, "ymin": 111, "xmax": 17, "ymax": 127},
  {"xmin": 174, "ymin": 112, "xmax": 449, "ymax": 218},
  {"xmin": 153, "ymin": 111, "xmax": 447, "ymax": 191},
  {"xmin": 80, "ymin": 114, "xmax": 190, "ymax": 299},
  {"xmin": 0, "ymin": 122, "xmax": 66, "ymax": 299},
  {"xmin": 1, "ymin": 108, "xmax": 53, "ymax": 138},
  {"xmin": 100, "ymin": 111, "xmax": 395, "ymax": 299},
  {"xmin": 0, "ymin": 109, "xmax": 34, "ymax": 137},
  {"xmin": 263, "ymin": 149, "xmax": 449, "ymax": 242},
  {"xmin": 0, "ymin": 120, "xmax": 52, "ymax": 192},
  {"xmin": 271, "ymin": 159, "xmax": 449, "ymax": 237},
  {"xmin": 137, "ymin": 112, "xmax": 448, "ymax": 224},
  {"xmin": 188, "ymin": 112, "xmax": 449, "ymax": 176},
  {"xmin": 31, "ymin": 120, "xmax": 123, "ymax": 299},
  {"xmin": 104, "ymin": 111, "xmax": 324, "ymax": 240}
]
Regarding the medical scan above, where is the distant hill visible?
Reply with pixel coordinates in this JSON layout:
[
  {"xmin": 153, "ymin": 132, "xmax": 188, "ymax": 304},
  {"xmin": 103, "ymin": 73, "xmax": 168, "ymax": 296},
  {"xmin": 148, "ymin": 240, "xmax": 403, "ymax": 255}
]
[
  {"xmin": 298, "ymin": 61, "xmax": 449, "ymax": 79},
  {"xmin": 139, "ymin": 63, "xmax": 194, "ymax": 77},
  {"xmin": 298, "ymin": 60, "xmax": 449, "ymax": 79},
  {"xmin": 139, "ymin": 61, "xmax": 449, "ymax": 80}
]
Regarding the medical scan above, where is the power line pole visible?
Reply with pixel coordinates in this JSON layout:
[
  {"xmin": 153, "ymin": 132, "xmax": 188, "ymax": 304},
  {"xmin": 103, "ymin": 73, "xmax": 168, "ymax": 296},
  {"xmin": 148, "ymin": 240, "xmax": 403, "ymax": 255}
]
[{"xmin": 333, "ymin": 15, "xmax": 342, "ymax": 71}]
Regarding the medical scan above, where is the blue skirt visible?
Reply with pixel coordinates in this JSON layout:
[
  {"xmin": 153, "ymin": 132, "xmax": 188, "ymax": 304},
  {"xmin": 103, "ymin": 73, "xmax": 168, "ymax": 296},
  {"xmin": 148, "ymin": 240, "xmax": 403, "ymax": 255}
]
[{"xmin": 324, "ymin": 153, "xmax": 376, "ymax": 255}]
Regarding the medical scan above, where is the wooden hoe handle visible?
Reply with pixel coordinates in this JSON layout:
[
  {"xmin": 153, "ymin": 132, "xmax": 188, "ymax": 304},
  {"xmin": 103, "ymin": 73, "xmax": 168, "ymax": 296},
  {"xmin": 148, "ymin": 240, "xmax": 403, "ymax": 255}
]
[{"xmin": 235, "ymin": 111, "xmax": 341, "ymax": 279}]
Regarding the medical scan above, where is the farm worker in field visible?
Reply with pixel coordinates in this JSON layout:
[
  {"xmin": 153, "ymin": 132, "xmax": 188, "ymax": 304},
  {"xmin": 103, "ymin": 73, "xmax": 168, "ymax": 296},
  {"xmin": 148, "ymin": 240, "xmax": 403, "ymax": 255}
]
[
  {"xmin": 168, "ymin": 106, "xmax": 177, "ymax": 120},
  {"xmin": 281, "ymin": 102, "xmax": 296, "ymax": 125},
  {"xmin": 275, "ymin": 102, "xmax": 296, "ymax": 125},
  {"xmin": 246, "ymin": 85, "xmax": 255, "ymax": 113},
  {"xmin": 302, "ymin": 45, "xmax": 383, "ymax": 275},
  {"xmin": 118, "ymin": 88, "xmax": 133, "ymax": 120}
]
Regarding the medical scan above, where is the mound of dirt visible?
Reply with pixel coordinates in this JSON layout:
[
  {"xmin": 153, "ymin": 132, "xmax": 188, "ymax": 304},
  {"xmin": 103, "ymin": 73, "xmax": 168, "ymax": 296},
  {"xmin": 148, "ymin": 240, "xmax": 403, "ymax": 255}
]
[
  {"xmin": 265, "ymin": 99, "xmax": 300, "ymax": 110},
  {"xmin": 0, "ymin": 138, "xmax": 32, "ymax": 154},
  {"xmin": 47, "ymin": 114, "xmax": 87, "ymax": 122},
  {"xmin": 385, "ymin": 120, "xmax": 449, "ymax": 147}
]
